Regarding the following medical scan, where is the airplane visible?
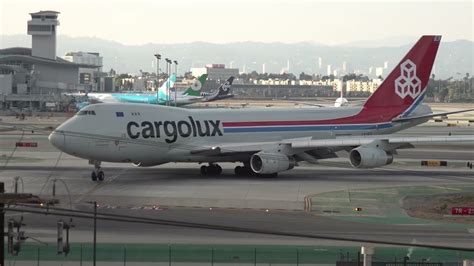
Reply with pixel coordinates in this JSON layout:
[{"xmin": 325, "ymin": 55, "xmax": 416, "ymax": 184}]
[
  {"xmin": 289, "ymin": 88, "xmax": 353, "ymax": 108},
  {"xmin": 49, "ymin": 35, "xmax": 474, "ymax": 181},
  {"xmin": 77, "ymin": 74, "xmax": 177, "ymax": 106},
  {"xmin": 334, "ymin": 88, "xmax": 349, "ymax": 107},
  {"xmin": 160, "ymin": 75, "xmax": 234, "ymax": 105},
  {"xmin": 201, "ymin": 76, "xmax": 235, "ymax": 102},
  {"xmin": 158, "ymin": 74, "xmax": 208, "ymax": 106},
  {"xmin": 72, "ymin": 74, "xmax": 212, "ymax": 108}
]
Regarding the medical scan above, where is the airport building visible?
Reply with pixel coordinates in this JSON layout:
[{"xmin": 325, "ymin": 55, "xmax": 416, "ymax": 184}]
[
  {"xmin": 0, "ymin": 11, "xmax": 99, "ymax": 111},
  {"xmin": 191, "ymin": 64, "xmax": 239, "ymax": 81},
  {"xmin": 63, "ymin": 51, "xmax": 114, "ymax": 92}
]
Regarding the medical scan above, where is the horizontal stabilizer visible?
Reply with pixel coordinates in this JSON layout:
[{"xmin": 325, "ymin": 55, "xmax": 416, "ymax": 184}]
[{"xmin": 392, "ymin": 109, "xmax": 474, "ymax": 122}]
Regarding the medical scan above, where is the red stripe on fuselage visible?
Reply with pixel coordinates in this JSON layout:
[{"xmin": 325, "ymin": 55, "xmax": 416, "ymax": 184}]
[{"xmin": 222, "ymin": 106, "xmax": 405, "ymax": 127}]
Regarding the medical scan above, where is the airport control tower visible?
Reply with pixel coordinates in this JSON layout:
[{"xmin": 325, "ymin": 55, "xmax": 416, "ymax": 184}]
[{"xmin": 27, "ymin": 11, "xmax": 60, "ymax": 59}]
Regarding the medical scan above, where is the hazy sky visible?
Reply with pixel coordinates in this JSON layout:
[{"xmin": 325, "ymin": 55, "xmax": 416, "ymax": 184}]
[{"xmin": 1, "ymin": 0, "xmax": 472, "ymax": 45}]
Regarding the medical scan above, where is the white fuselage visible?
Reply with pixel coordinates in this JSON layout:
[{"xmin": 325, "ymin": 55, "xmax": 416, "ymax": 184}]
[{"xmin": 49, "ymin": 103, "xmax": 430, "ymax": 165}]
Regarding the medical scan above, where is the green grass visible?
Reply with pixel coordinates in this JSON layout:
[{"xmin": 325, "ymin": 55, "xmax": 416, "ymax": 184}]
[
  {"xmin": 0, "ymin": 156, "xmax": 43, "ymax": 163},
  {"xmin": 309, "ymin": 184, "xmax": 474, "ymax": 228}
]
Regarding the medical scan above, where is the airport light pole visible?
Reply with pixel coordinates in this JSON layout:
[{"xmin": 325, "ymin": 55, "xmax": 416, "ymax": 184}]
[
  {"xmin": 173, "ymin": 60, "xmax": 178, "ymax": 107},
  {"xmin": 154, "ymin": 53, "xmax": 161, "ymax": 89},
  {"xmin": 165, "ymin": 58, "xmax": 171, "ymax": 106}
]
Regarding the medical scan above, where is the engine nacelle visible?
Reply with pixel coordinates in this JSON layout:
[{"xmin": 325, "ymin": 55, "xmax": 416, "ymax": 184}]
[
  {"xmin": 250, "ymin": 152, "xmax": 296, "ymax": 174},
  {"xmin": 349, "ymin": 147, "xmax": 393, "ymax": 168}
]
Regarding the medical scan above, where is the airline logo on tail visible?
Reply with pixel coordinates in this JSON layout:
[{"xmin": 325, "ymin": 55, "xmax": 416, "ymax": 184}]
[
  {"xmin": 395, "ymin": 59, "xmax": 421, "ymax": 99},
  {"xmin": 190, "ymin": 79, "xmax": 202, "ymax": 91},
  {"xmin": 221, "ymin": 80, "xmax": 231, "ymax": 92},
  {"xmin": 183, "ymin": 74, "xmax": 208, "ymax": 96}
]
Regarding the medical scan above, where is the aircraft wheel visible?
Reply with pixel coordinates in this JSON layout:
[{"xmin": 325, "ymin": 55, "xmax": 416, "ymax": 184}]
[
  {"xmin": 97, "ymin": 171, "xmax": 105, "ymax": 181},
  {"xmin": 234, "ymin": 166, "xmax": 244, "ymax": 176},
  {"xmin": 200, "ymin": 165, "xmax": 208, "ymax": 175},
  {"xmin": 213, "ymin": 165, "xmax": 222, "ymax": 175},
  {"xmin": 91, "ymin": 171, "xmax": 97, "ymax": 181}
]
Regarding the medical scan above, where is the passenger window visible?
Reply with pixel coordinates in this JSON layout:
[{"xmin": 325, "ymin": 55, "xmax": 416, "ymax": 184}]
[{"xmin": 78, "ymin": 111, "xmax": 87, "ymax": 116}]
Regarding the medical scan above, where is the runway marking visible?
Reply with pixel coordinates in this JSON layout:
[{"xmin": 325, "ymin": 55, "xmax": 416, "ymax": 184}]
[
  {"xmin": 428, "ymin": 185, "xmax": 461, "ymax": 191},
  {"xmin": 348, "ymin": 190, "xmax": 398, "ymax": 195},
  {"xmin": 397, "ymin": 223, "xmax": 440, "ymax": 226},
  {"xmin": 382, "ymin": 166, "xmax": 474, "ymax": 182}
]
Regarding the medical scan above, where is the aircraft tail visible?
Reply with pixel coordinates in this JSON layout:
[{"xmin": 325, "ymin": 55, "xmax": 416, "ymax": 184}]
[
  {"xmin": 217, "ymin": 76, "xmax": 234, "ymax": 96},
  {"xmin": 362, "ymin": 35, "xmax": 441, "ymax": 118},
  {"xmin": 183, "ymin": 74, "xmax": 208, "ymax": 96},
  {"xmin": 157, "ymin": 74, "xmax": 177, "ymax": 101}
]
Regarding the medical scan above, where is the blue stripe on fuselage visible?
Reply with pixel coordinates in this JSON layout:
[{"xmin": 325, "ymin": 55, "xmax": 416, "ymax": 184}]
[
  {"xmin": 400, "ymin": 91, "xmax": 426, "ymax": 118},
  {"xmin": 223, "ymin": 123, "xmax": 393, "ymax": 133}
]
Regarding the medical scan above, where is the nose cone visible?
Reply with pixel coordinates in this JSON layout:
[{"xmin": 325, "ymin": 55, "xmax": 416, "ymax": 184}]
[{"xmin": 49, "ymin": 131, "xmax": 65, "ymax": 151}]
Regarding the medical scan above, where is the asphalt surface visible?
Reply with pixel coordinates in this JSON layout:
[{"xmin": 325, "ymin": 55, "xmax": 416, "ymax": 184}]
[{"xmin": 1, "ymin": 122, "xmax": 473, "ymax": 250}]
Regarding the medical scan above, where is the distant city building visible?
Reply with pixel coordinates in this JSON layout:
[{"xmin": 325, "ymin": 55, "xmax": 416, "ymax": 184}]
[
  {"xmin": 326, "ymin": 65, "xmax": 331, "ymax": 76},
  {"xmin": 346, "ymin": 79, "xmax": 382, "ymax": 93},
  {"xmin": 191, "ymin": 64, "xmax": 239, "ymax": 81},
  {"xmin": 375, "ymin": 67, "xmax": 384, "ymax": 77},
  {"xmin": 252, "ymin": 78, "xmax": 343, "ymax": 93}
]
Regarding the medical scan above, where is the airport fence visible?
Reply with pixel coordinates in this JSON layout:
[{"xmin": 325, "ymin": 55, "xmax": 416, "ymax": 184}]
[{"xmin": 5, "ymin": 243, "xmax": 474, "ymax": 266}]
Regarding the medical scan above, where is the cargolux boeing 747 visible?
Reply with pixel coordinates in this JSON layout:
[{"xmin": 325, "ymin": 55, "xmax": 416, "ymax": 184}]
[{"xmin": 49, "ymin": 36, "xmax": 474, "ymax": 181}]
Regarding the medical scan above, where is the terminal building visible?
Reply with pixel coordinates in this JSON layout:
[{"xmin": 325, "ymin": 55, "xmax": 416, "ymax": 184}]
[
  {"xmin": 63, "ymin": 51, "xmax": 114, "ymax": 92},
  {"xmin": 0, "ymin": 11, "xmax": 99, "ymax": 111}
]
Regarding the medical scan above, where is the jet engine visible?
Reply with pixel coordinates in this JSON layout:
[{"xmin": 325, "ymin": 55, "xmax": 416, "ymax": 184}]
[
  {"xmin": 349, "ymin": 147, "xmax": 393, "ymax": 168},
  {"xmin": 250, "ymin": 152, "xmax": 296, "ymax": 174}
]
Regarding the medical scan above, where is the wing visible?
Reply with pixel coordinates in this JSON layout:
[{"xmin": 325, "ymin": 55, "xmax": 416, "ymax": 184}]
[{"xmin": 189, "ymin": 135, "xmax": 474, "ymax": 164}]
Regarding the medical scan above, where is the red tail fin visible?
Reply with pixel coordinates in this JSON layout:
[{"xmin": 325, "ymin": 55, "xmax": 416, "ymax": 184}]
[{"xmin": 363, "ymin": 35, "xmax": 441, "ymax": 112}]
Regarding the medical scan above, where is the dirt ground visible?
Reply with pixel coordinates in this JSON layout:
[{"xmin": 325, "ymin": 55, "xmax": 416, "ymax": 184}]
[{"xmin": 403, "ymin": 192, "xmax": 474, "ymax": 224}]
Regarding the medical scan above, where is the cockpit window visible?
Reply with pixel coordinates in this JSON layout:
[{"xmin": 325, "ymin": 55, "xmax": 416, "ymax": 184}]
[{"xmin": 77, "ymin": 110, "xmax": 96, "ymax": 116}]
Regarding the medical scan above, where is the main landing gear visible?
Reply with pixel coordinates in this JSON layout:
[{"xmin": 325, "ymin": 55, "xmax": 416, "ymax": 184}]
[
  {"xmin": 199, "ymin": 163, "xmax": 278, "ymax": 178},
  {"xmin": 91, "ymin": 161, "xmax": 105, "ymax": 182},
  {"xmin": 200, "ymin": 164, "xmax": 222, "ymax": 176},
  {"xmin": 234, "ymin": 165, "xmax": 254, "ymax": 176}
]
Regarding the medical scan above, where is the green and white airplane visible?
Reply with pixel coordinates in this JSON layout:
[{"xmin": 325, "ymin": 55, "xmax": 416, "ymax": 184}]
[{"xmin": 157, "ymin": 74, "xmax": 208, "ymax": 105}]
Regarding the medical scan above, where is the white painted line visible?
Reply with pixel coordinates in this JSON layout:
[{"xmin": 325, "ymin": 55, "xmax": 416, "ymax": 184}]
[{"xmin": 429, "ymin": 185, "xmax": 461, "ymax": 191}]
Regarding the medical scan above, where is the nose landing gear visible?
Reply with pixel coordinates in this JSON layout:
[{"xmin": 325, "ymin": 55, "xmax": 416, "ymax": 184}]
[
  {"xmin": 90, "ymin": 161, "xmax": 105, "ymax": 182},
  {"xmin": 200, "ymin": 164, "xmax": 222, "ymax": 176}
]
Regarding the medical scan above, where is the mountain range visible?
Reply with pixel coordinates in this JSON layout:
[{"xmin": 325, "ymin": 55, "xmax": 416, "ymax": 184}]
[{"xmin": 1, "ymin": 35, "xmax": 472, "ymax": 79}]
